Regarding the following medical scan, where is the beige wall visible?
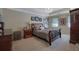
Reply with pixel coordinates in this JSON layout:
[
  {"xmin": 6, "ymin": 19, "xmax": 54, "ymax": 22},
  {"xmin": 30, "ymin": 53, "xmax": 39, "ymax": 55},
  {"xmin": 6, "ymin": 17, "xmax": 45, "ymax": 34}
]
[
  {"xmin": 48, "ymin": 15, "xmax": 70, "ymax": 34},
  {"xmin": 2, "ymin": 9, "xmax": 32, "ymax": 31},
  {"xmin": 0, "ymin": 8, "xmax": 45, "ymax": 37},
  {"xmin": 2, "ymin": 9, "xmax": 45, "ymax": 32},
  {"xmin": 59, "ymin": 26, "xmax": 70, "ymax": 34},
  {"xmin": 59, "ymin": 16, "xmax": 70, "ymax": 34},
  {"xmin": 1, "ymin": 8, "xmax": 70, "ymax": 35},
  {"xmin": 0, "ymin": 8, "xmax": 3, "ymax": 22},
  {"xmin": 0, "ymin": 9, "xmax": 2, "ymax": 14}
]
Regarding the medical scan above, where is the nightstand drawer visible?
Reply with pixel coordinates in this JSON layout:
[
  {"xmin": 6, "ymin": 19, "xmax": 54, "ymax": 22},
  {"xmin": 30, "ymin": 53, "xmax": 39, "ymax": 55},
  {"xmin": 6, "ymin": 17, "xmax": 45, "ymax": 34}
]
[
  {"xmin": 23, "ymin": 29, "xmax": 32, "ymax": 38},
  {"xmin": 25, "ymin": 31, "xmax": 31, "ymax": 34}
]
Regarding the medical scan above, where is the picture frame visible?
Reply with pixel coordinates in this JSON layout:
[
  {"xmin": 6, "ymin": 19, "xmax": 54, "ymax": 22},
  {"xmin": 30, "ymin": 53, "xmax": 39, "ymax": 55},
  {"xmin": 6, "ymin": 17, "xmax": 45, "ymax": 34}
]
[
  {"xmin": 39, "ymin": 18, "xmax": 42, "ymax": 22},
  {"xmin": 31, "ymin": 16, "xmax": 35, "ymax": 21},
  {"xmin": 60, "ymin": 17, "xmax": 66, "ymax": 25},
  {"xmin": 31, "ymin": 16, "xmax": 42, "ymax": 22}
]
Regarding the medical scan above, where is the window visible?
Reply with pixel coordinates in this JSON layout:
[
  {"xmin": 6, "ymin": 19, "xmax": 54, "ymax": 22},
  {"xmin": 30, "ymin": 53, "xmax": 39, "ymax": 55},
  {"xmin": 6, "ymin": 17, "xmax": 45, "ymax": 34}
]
[{"xmin": 52, "ymin": 18, "xmax": 59, "ymax": 27}]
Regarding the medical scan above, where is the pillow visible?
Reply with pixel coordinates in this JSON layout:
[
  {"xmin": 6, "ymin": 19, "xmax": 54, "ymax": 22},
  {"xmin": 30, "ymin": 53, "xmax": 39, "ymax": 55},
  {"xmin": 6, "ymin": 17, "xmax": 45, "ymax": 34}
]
[
  {"xmin": 0, "ymin": 24, "xmax": 1, "ymax": 27},
  {"xmin": 0, "ymin": 30, "xmax": 2, "ymax": 32},
  {"xmin": 39, "ymin": 26, "xmax": 45, "ymax": 30},
  {"xmin": 32, "ymin": 23, "xmax": 45, "ymax": 30},
  {"xmin": 35, "ymin": 27, "xmax": 40, "ymax": 30},
  {"xmin": 34, "ymin": 24, "xmax": 41, "ymax": 30}
]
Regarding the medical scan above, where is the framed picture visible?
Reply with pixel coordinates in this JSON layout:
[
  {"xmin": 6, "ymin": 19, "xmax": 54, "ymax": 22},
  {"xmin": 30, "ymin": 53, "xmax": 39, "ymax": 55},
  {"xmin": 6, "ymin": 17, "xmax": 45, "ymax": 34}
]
[
  {"xmin": 60, "ymin": 17, "xmax": 66, "ymax": 25},
  {"xmin": 39, "ymin": 18, "xmax": 42, "ymax": 22},
  {"xmin": 31, "ymin": 16, "xmax": 35, "ymax": 21},
  {"xmin": 35, "ymin": 17, "xmax": 39, "ymax": 21},
  {"xmin": 31, "ymin": 16, "xmax": 42, "ymax": 22}
]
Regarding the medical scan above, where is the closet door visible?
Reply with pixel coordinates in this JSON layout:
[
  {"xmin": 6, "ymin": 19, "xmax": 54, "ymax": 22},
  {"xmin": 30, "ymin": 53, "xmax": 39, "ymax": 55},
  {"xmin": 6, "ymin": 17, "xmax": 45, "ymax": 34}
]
[{"xmin": 70, "ymin": 9, "xmax": 79, "ymax": 44}]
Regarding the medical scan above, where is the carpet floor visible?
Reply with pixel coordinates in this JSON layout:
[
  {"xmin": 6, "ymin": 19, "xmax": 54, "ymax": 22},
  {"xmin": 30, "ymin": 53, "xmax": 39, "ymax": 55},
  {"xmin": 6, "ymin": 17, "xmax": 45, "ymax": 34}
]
[{"xmin": 12, "ymin": 34, "xmax": 79, "ymax": 51}]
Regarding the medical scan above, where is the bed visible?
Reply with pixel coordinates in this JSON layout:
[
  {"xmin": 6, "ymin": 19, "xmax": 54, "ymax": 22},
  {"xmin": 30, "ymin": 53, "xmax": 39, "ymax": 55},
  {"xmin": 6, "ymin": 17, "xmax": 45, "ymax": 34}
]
[{"xmin": 31, "ymin": 23, "xmax": 61, "ymax": 45}]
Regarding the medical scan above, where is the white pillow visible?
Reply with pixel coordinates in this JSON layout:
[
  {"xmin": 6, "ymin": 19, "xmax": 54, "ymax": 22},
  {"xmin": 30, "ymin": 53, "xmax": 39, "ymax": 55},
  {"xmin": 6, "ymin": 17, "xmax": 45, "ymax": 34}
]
[{"xmin": 40, "ymin": 26, "xmax": 44, "ymax": 30}]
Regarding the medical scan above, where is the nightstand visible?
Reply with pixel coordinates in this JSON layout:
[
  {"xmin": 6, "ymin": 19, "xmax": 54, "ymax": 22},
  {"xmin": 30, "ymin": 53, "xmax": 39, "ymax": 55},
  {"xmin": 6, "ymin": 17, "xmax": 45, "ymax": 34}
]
[{"xmin": 23, "ymin": 29, "xmax": 32, "ymax": 38}]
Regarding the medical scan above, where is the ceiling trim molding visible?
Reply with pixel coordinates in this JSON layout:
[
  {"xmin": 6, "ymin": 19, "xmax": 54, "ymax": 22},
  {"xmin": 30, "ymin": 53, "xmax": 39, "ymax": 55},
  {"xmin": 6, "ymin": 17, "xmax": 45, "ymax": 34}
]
[
  {"xmin": 49, "ymin": 8, "xmax": 70, "ymax": 16},
  {"xmin": 7, "ymin": 8, "xmax": 70, "ymax": 17},
  {"xmin": 7, "ymin": 8, "xmax": 49, "ymax": 16}
]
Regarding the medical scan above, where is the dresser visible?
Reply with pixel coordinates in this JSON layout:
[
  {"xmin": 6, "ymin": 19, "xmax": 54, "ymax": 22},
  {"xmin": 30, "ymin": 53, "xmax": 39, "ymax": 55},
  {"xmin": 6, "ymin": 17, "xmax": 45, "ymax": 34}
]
[
  {"xmin": 70, "ymin": 8, "xmax": 79, "ymax": 44},
  {"xmin": 0, "ymin": 35, "xmax": 12, "ymax": 51},
  {"xmin": 0, "ymin": 22, "xmax": 12, "ymax": 51}
]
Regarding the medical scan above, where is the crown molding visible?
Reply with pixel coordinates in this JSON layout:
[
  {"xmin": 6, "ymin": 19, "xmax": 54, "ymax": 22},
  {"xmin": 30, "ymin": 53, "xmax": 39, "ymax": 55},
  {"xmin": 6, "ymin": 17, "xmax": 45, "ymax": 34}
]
[
  {"xmin": 49, "ymin": 8, "xmax": 70, "ymax": 16},
  {"xmin": 7, "ymin": 8, "xmax": 70, "ymax": 17},
  {"xmin": 7, "ymin": 8, "xmax": 49, "ymax": 17}
]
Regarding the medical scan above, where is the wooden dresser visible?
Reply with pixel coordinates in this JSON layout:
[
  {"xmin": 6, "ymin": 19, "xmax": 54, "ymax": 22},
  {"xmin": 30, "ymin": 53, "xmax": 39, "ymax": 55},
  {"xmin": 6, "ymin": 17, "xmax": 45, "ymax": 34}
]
[
  {"xmin": 0, "ymin": 22, "xmax": 12, "ymax": 51},
  {"xmin": 0, "ymin": 35, "xmax": 12, "ymax": 51},
  {"xmin": 70, "ymin": 8, "xmax": 79, "ymax": 44},
  {"xmin": 24, "ymin": 29, "xmax": 32, "ymax": 38}
]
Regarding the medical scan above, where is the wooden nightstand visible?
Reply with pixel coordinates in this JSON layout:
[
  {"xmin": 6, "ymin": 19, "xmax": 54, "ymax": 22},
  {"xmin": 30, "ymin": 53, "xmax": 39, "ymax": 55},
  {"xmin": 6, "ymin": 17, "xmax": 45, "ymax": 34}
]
[{"xmin": 23, "ymin": 29, "xmax": 32, "ymax": 38}]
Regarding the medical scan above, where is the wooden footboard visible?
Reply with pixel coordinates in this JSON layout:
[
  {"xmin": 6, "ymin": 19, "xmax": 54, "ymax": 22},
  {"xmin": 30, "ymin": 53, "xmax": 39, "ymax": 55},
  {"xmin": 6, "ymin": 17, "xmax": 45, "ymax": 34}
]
[
  {"xmin": 59, "ymin": 29, "xmax": 61, "ymax": 38},
  {"xmin": 48, "ymin": 31, "xmax": 52, "ymax": 45},
  {"xmin": 48, "ymin": 29, "xmax": 61, "ymax": 46}
]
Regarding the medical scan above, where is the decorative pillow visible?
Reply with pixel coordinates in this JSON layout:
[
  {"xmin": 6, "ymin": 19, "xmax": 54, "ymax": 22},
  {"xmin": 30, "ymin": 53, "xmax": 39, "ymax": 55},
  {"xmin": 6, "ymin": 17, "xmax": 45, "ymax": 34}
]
[
  {"xmin": 0, "ymin": 30, "xmax": 2, "ymax": 32},
  {"xmin": 35, "ymin": 25, "xmax": 40, "ymax": 30},
  {"xmin": 33, "ymin": 25, "xmax": 40, "ymax": 30},
  {"xmin": 39, "ymin": 26, "xmax": 45, "ymax": 30},
  {"xmin": 0, "ymin": 24, "xmax": 1, "ymax": 27},
  {"xmin": 32, "ymin": 23, "xmax": 45, "ymax": 30}
]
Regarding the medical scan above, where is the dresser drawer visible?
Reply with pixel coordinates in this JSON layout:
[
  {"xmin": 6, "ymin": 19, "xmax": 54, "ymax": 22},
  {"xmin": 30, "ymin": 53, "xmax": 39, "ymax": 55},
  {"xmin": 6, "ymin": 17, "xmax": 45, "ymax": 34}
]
[{"xmin": 0, "ymin": 35, "xmax": 12, "ymax": 51}]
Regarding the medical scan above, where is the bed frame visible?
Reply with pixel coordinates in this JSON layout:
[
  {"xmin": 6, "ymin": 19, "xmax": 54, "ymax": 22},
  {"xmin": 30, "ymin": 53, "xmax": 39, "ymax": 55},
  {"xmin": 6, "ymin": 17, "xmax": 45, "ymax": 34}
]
[
  {"xmin": 48, "ymin": 29, "xmax": 61, "ymax": 45},
  {"xmin": 31, "ymin": 23, "xmax": 61, "ymax": 45}
]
